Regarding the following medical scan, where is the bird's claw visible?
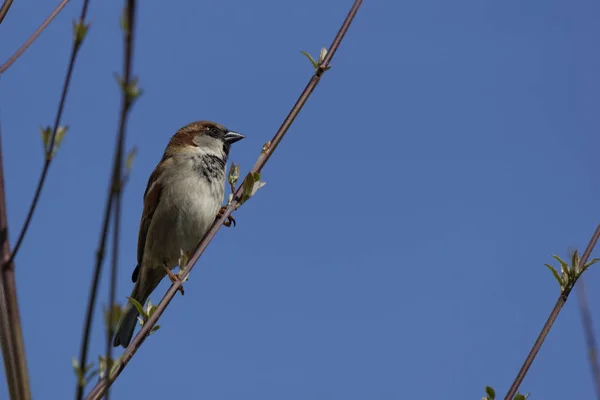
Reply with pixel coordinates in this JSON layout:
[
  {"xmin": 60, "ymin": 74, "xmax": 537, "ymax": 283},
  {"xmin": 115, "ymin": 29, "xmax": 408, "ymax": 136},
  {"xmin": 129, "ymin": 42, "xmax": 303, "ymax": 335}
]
[
  {"xmin": 163, "ymin": 265, "xmax": 185, "ymax": 296},
  {"xmin": 216, "ymin": 206, "xmax": 236, "ymax": 228}
]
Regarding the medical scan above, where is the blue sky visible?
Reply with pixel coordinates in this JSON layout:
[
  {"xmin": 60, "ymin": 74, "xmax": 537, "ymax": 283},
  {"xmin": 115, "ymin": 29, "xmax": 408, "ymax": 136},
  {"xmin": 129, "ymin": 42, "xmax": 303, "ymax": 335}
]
[{"xmin": 1, "ymin": 0, "xmax": 599, "ymax": 399}]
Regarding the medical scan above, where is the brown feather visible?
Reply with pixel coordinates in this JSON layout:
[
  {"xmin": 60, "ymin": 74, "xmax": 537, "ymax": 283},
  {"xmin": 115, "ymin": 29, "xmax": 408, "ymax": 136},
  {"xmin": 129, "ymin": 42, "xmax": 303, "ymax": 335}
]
[{"xmin": 136, "ymin": 160, "xmax": 166, "ymax": 274}]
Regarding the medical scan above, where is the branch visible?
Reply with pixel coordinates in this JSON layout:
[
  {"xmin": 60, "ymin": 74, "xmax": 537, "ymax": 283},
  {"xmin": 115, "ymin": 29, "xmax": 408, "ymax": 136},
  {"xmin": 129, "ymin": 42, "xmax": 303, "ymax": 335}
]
[
  {"xmin": 85, "ymin": 1, "xmax": 363, "ymax": 398},
  {"xmin": 0, "ymin": 0, "xmax": 13, "ymax": 25},
  {"xmin": 576, "ymin": 276, "xmax": 600, "ymax": 399},
  {"xmin": 504, "ymin": 223, "xmax": 600, "ymax": 400},
  {"xmin": 3, "ymin": 0, "xmax": 92, "ymax": 269},
  {"xmin": 0, "ymin": 123, "xmax": 30, "ymax": 400},
  {"xmin": 76, "ymin": 1, "xmax": 138, "ymax": 399},
  {"xmin": 0, "ymin": 0, "xmax": 69, "ymax": 75},
  {"xmin": 104, "ymin": 2, "xmax": 137, "ymax": 400}
]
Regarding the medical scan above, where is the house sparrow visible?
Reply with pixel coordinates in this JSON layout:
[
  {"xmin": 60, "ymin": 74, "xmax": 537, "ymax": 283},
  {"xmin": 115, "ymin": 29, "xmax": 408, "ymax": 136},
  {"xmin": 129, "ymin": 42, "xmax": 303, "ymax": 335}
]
[{"xmin": 113, "ymin": 120, "xmax": 244, "ymax": 348}]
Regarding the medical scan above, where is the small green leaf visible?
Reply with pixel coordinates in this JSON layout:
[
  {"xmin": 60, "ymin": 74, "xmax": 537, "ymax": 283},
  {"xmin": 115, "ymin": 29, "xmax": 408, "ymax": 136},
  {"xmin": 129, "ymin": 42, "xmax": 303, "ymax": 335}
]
[
  {"xmin": 485, "ymin": 386, "xmax": 496, "ymax": 399},
  {"xmin": 150, "ymin": 325, "xmax": 161, "ymax": 335},
  {"xmin": 544, "ymin": 264, "xmax": 563, "ymax": 288},
  {"xmin": 228, "ymin": 162, "xmax": 240, "ymax": 193},
  {"xmin": 144, "ymin": 299, "xmax": 154, "ymax": 319},
  {"xmin": 552, "ymin": 255, "xmax": 569, "ymax": 277},
  {"xmin": 301, "ymin": 51, "xmax": 319, "ymax": 70},
  {"xmin": 238, "ymin": 172, "xmax": 266, "ymax": 207},
  {"xmin": 72, "ymin": 20, "xmax": 90, "ymax": 45},
  {"xmin": 126, "ymin": 77, "xmax": 143, "ymax": 102},
  {"xmin": 148, "ymin": 306, "xmax": 156, "ymax": 318},
  {"xmin": 125, "ymin": 147, "xmax": 137, "ymax": 176},
  {"xmin": 109, "ymin": 355, "xmax": 122, "ymax": 377},
  {"xmin": 39, "ymin": 126, "xmax": 51, "ymax": 152},
  {"xmin": 40, "ymin": 125, "xmax": 69, "ymax": 158},
  {"xmin": 241, "ymin": 172, "xmax": 255, "ymax": 203},
  {"xmin": 571, "ymin": 250, "xmax": 580, "ymax": 272},
  {"xmin": 72, "ymin": 357, "xmax": 95, "ymax": 387},
  {"xmin": 513, "ymin": 393, "xmax": 527, "ymax": 400},
  {"xmin": 250, "ymin": 172, "xmax": 266, "ymax": 196},
  {"xmin": 99, "ymin": 355, "xmax": 121, "ymax": 379},
  {"xmin": 583, "ymin": 257, "xmax": 600, "ymax": 272},
  {"xmin": 104, "ymin": 304, "xmax": 123, "ymax": 335},
  {"xmin": 128, "ymin": 297, "xmax": 146, "ymax": 319},
  {"xmin": 51, "ymin": 125, "xmax": 69, "ymax": 157},
  {"xmin": 318, "ymin": 47, "xmax": 328, "ymax": 64},
  {"xmin": 98, "ymin": 356, "xmax": 108, "ymax": 378},
  {"xmin": 120, "ymin": 6, "xmax": 130, "ymax": 32},
  {"xmin": 114, "ymin": 74, "xmax": 143, "ymax": 103}
]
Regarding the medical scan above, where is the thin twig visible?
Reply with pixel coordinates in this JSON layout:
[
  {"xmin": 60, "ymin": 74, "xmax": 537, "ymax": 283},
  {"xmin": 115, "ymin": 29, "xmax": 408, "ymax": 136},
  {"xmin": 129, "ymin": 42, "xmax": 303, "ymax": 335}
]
[
  {"xmin": 75, "ymin": 175, "xmax": 113, "ymax": 400},
  {"xmin": 0, "ymin": 122, "xmax": 31, "ymax": 400},
  {"xmin": 85, "ymin": 1, "xmax": 363, "ymax": 398},
  {"xmin": 76, "ymin": 1, "xmax": 137, "ymax": 398},
  {"xmin": 504, "ymin": 223, "xmax": 600, "ymax": 400},
  {"xmin": 576, "ymin": 277, "xmax": 600, "ymax": 399},
  {"xmin": 104, "ymin": 2, "xmax": 136, "ymax": 400},
  {"xmin": 104, "ymin": 195, "xmax": 121, "ymax": 400},
  {"xmin": 0, "ymin": 0, "xmax": 13, "ymax": 25},
  {"xmin": 0, "ymin": 0, "xmax": 70, "ymax": 75},
  {"xmin": 4, "ymin": 0, "xmax": 91, "ymax": 269}
]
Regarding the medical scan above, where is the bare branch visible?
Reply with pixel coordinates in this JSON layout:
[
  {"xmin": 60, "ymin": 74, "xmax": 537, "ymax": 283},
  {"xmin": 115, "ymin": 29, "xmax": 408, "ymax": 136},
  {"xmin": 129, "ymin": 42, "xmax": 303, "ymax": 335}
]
[
  {"xmin": 0, "ymin": 0, "xmax": 13, "ymax": 25},
  {"xmin": 85, "ymin": 1, "xmax": 363, "ymax": 398},
  {"xmin": 4, "ymin": 0, "xmax": 92, "ymax": 269},
  {"xmin": 76, "ymin": 1, "xmax": 138, "ymax": 399},
  {"xmin": 0, "ymin": 122, "xmax": 31, "ymax": 399},
  {"xmin": 0, "ymin": 0, "xmax": 70, "ymax": 75},
  {"xmin": 104, "ymin": 2, "xmax": 136, "ymax": 399},
  {"xmin": 504, "ymin": 223, "xmax": 600, "ymax": 400}
]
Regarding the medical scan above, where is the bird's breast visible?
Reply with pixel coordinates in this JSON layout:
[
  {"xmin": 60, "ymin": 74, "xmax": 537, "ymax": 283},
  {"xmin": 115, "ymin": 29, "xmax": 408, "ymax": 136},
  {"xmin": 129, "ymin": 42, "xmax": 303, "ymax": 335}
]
[{"xmin": 143, "ymin": 164, "xmax": 226, "ymax": 269}]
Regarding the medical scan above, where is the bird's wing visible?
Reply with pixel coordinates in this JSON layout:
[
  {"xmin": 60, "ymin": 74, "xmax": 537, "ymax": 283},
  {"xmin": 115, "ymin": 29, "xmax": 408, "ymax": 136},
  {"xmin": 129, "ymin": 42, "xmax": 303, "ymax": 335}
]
[{"xmin": 132, "ymin": 159, "xmax": 168, "ymax": 282}]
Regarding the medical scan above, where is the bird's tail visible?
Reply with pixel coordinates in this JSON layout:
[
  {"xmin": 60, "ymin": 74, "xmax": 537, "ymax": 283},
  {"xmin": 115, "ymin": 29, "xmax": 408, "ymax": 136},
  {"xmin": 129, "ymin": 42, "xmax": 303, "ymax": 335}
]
[
  {"xmin": 112, "ymin": 300, "xmax": 140, "ymax": 348},
  {"xmin": 113, "ymin": 280, "xmax": 150, "ymax": 348},
  {"xmin": 113, "ymin": 266, "xmax": 164, "ymax": 348}
]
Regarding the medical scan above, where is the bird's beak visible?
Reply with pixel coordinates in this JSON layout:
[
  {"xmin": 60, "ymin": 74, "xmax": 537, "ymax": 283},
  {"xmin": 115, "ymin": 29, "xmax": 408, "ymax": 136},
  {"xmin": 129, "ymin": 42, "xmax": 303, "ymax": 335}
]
[{"xmin": 223, "ymin": 131, "xmax": 245, "ymax": 144}]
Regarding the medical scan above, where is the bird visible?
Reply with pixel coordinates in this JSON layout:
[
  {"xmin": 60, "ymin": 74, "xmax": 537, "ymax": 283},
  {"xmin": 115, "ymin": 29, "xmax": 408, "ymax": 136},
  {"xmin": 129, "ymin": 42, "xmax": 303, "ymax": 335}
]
[{"xmin": 113, "ymin": 120, "xmax": 245, "ymax": 348}]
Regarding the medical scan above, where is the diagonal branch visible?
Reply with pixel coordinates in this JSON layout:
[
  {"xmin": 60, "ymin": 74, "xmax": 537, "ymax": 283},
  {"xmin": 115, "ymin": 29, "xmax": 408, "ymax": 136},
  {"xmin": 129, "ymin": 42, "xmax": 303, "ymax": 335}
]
[
  {"xmin": 75, "ymin": 1, "xmax": 138, "ymax": 399},
  {"xmin": 576, "ymin": 277, "xmax": 600, "ymax": 399},
  {"xmin": 85, "ymin": 0, "xmax": 363, "ymax": 398},
  {"xmin": 504, "ymin": 223, "xmax": 600, "ymax": 400},
  {"xmin": 0, "ymin": 122, "xmax": 31, "ymax": 400},
  {"xmin": 0, "ymin": 0, "xmax": 70, "ymax": 75},
  {"xmin": 0, "ymin": 0, "xmax": 13, "ymax": 25},
  {"xmin": 4, "ymin": 0, "xmax": 92, "ymax": 270}
]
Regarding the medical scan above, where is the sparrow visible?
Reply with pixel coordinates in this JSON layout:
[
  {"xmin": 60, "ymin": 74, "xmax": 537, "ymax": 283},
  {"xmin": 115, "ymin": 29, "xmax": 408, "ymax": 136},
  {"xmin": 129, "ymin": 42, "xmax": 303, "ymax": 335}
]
[{"xmin": 113, "ymin": 120, "xmax": 244, "ymax": 348}]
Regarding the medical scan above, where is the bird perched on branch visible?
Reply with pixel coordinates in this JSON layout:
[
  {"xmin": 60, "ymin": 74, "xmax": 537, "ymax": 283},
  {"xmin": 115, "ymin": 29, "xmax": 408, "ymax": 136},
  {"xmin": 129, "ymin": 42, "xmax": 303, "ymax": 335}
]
[{"xmin": 113, "ymin": 121, "xmax": 244, "ymax": 348}]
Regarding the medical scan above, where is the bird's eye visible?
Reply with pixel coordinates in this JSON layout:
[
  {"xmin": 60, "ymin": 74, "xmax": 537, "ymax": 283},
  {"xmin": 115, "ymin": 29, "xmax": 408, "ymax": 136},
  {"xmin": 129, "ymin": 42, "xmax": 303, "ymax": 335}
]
[{"xmin": 203, "ymin": 125, "xmax": 222, "ymax": 137}]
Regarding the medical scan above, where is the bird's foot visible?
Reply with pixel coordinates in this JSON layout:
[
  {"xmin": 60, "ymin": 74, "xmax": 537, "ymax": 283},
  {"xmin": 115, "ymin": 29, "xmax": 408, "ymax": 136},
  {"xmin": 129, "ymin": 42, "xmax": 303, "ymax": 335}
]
[
  {"xmin": 163, "ymin": 265, "xmax": 185, "ymax": 296},
  {"xmin": 216, "ymin": 206, "xmax": 236, "ymax": 228}
]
